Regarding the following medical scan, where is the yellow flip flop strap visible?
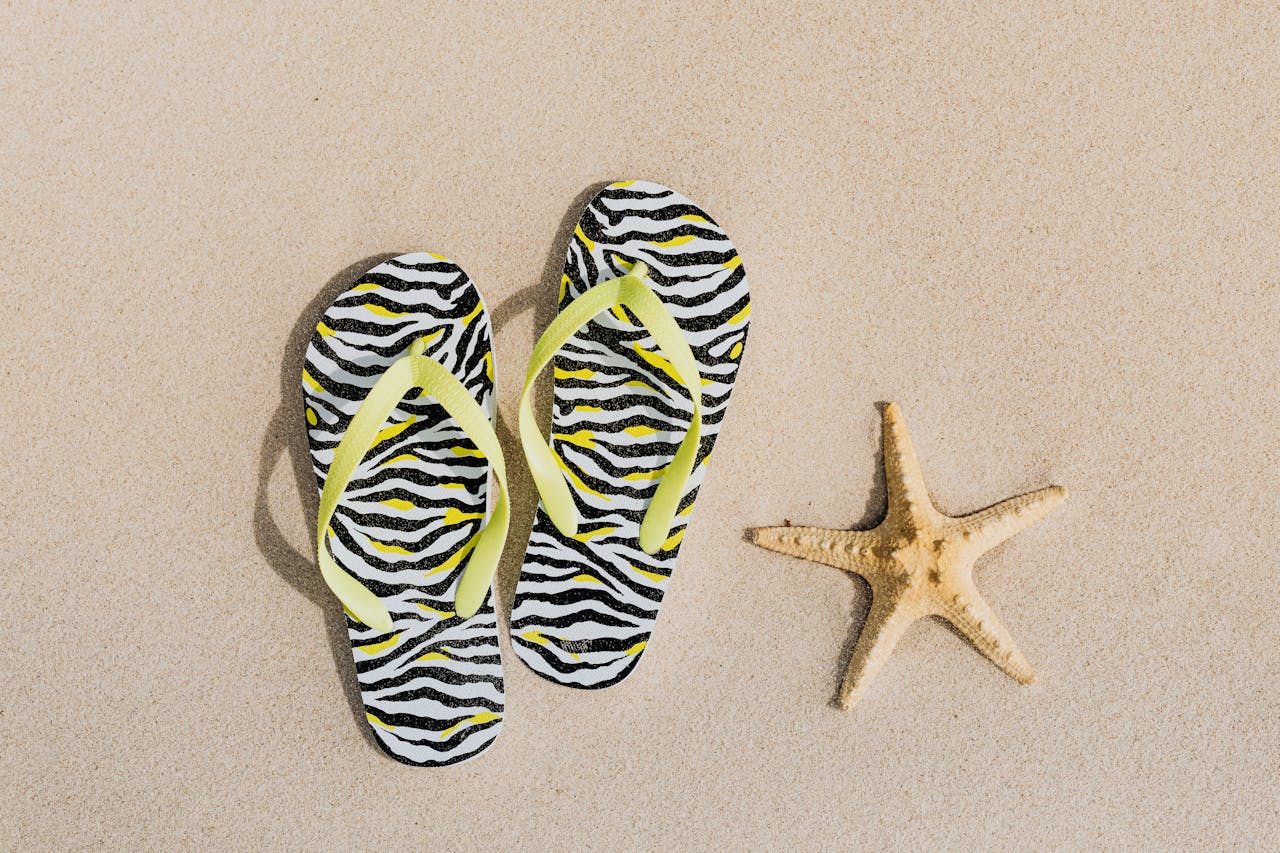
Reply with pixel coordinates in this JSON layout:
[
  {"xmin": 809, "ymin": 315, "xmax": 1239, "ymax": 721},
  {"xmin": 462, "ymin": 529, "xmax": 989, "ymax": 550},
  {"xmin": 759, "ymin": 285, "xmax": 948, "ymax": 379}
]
[
  {"xmin": 316, "ymin": 338, "xmax": 509, "ymax": 629},
  {"xmin": 518, "ymin": 261, "xmax": 702, "ymax": 555}
]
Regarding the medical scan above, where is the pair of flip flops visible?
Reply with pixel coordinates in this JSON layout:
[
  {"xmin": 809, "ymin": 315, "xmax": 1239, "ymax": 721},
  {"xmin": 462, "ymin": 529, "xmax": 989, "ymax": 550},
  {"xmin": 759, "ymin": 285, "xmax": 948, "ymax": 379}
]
[{"xmin": 301, "ymin": 180, "xmax": 751, "ymax": 766}]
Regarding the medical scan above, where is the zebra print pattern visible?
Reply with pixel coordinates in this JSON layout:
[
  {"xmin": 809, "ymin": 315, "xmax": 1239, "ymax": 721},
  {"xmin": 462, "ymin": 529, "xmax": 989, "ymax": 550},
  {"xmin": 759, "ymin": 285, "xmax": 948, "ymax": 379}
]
[
  {"xmin": 511, "ymin": 180, "xmax": 751, "ymax": 688},
  {"xmin": 302, "ymin": 253, "xmax": 503, "ymax": 766}
]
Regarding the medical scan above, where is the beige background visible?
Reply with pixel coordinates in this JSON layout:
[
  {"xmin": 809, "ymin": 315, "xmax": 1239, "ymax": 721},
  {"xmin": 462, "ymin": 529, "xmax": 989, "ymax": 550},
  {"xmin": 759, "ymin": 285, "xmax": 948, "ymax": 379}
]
[{"xmin": 2, "ymin": 2, "xmax": 1278, "ymax": 850}]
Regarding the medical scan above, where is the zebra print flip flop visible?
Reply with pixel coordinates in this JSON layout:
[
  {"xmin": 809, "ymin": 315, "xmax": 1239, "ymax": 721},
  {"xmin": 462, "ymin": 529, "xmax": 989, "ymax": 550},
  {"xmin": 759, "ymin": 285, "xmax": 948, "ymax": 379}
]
[
  {"xmin": 302, "ymin": 253, "xmax": 508, "ymax": 766},
  {"xmin": 511, "ymin": 180, "xmax": 751, "ymax": 688}
]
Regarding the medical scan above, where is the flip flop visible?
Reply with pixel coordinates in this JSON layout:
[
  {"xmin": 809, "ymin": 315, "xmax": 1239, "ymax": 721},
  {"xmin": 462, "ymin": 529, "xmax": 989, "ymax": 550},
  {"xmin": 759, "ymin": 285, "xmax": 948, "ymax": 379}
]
[
  {"xmin": 511, "ymin": 180, "xmax": 751, "ymax": 688},
  {"xmin": 302, "ymin": 253, "xmax": 509, "ymax": 766}
]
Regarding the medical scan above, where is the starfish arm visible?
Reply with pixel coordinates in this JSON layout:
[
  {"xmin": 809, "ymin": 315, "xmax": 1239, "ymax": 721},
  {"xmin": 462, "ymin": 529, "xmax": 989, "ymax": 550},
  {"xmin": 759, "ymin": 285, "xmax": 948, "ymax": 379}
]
[
  {"xmin": 750, "ymin": 526, "xmax": 880, "ymax": 575},
  {"xmin": 880, "ymin": 403, "xmax": 933, "ymax": 513},
  {"xmin": 932, "ymin": 586, "xmax": 1036, "ymax": 684},
  {"xmin": 953, "ymin": 485, "xmax": 1066, "ymax": 553},
  {"xmin": 836, "ymin": 592, "xmax": 916, "ymax": 709}
]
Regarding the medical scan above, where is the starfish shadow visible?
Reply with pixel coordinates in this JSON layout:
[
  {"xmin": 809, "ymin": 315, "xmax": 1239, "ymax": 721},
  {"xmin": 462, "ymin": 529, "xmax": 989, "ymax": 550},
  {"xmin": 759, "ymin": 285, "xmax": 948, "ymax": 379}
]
[
  {"xmin": 742, "ymin": 400, "xmax": 894, "ymax": 708},
  {"xmin": 827, "ymin": 575, "xmax": 873, "ymax": 709},
  {"xmin": 855, "ymin": 402, "xmax": 894, "ymax": 526},
  {"xmin": 736, "ymin": 400, "xmax": 889, "ymax": 545},
  {"xmin": 825, "ymin": 404, "xmax": 891, "ymax": 708}
]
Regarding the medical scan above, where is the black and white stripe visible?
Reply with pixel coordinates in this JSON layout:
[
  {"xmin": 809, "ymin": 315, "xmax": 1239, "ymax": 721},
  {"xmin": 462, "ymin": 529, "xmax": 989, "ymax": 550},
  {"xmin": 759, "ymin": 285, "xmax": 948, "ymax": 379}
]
[
  {"xmin": 511, "ymin": 181, "xmax": 751, "ymax": 688},
  {"xmin": 303, "ymin": 253, "xmax": 503, "ymax": 765}
]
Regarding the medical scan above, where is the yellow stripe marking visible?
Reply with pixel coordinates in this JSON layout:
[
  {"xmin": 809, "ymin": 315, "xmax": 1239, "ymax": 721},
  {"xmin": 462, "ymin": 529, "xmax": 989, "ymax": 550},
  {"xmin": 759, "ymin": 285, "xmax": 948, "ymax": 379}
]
[
  {"xmin": 461, "ymin": 301, "xmax": 483, "ymax": 326},
  {"xmin": 680, "ymin": 214, "xmax": 708, "ymax": 223},
  {"xmin": 519, "ymin": 633, "xmax": 579, "ymax": 660},
  {"xmin": 723, "ymin": 255, "xmax": 742, "ymax": 270},
  {"xmin": 572, "ymin": 573, "xmax": 603, "ymax": 584},
  {"xmin": 302, "ymin": 370, "xmax": 324, "ymax": 393},
  {"xmin": 380, "ymin": 498, "xmax": 414, "ymax": 511},
  {"xmin": 574, "ymin": 224, "xmax": 595, "ymax": 251},
  {"xmin": 612, "ymin": 180, "xmax": 635, "ymax": 188},
  {"xmin": 415, "ymin": 604, "xmax": 455, "ymax": 619},
  {"xmin": 652, "ymin": 235, "xmax": 695, "ymax": 248},
  {"xmin": 366, "ymin": 712, "xmax": 395, "ymax": 730},
  {"xmin": 622, "ymin": 469, "xmax": 664, "ymax": 481},
  {"xmin": 559, "ymin": 273, "xmax": 570, "ymax": 302},
  {"xmin": 633, "ymin": 343, "xmax": 684, "ymax": 386},
  {"xmin": 632, "ymin": 566, "xmax": 669, "ymax": 582},
  {"xmin": 355, "ymin": 633, "xmax": 401, "ymax": 655},
  {"xmin": 729, "ymin": 341, "xmax": 743, "ymax": 359},
  {"xmin": 441, "ymin": 711, "xmax": 500, "ymax": 739},
  {"xmin": 624, "ymin": 640, "xmax": 647, "ymax": 656},
  {"xmin": 353, "ymin": 282, "xmax": 379, "ymax": 292},
  {"xmin": 428, "ymin": 251, "xmax": 449, "ymax": 261},
  {"xmin": 305, "ymin": 408, "xmax": 317, "ymax": 426},
  {"xmin": 662, "ymin": 528, "xmax": 686, "ymax": 551},
  {"xmin": 555, "ymin": 367, "xmax": 597, "ymax": 381},
  {"xmin": 443, "ymin": 507, "xmax": 484, "ymax": 525},
  {"xmin": 316, "ymin": 321, "xmax": 336, "ymax": 337},
  {"xmin": 367, "ymin": 538, "xmax": 414, "ymax": 556},
  {"xmin": 557, "ymin": 456, "xmax": 607, "ymax": 500},
  {"xmin": 450, "ymin": 446, "xmax": 484, "ymax": 457},
  {"xmin": 424, "ymin": 532, "xmax": 480, "ymax": 576},
  {"xmin": 520, "ymin": 630, "xmax": 552, "ymax": 647},
  {"xmin": 728, "ymin": 302, "xmax": 752, "ymax": 325},
  {"xmin": 572, "ymin": 526, "xmax": 616, "ymax": 542},
  {"xmin": 381, "ymin": 452, "xmax": 419, "ymax": 466},
  {"xmin": 577, "ymin": 405, "xmax": 603, "ymax": 412},
  {"xmin": 416, "ymin": 651, "xmax": 451, "ymax": 662},
  {"xmin": 484, "ymin": 351, "xmax": 493, "ymax": 381},
  {"xmin": 611, "ymin": 305, "xmax": 632, "ymax": 324},
  {"xmin": 623, "ymin": 424, "xmax": 659, "ymax": 438},
  {"xmin": 554, "ymin": 429, "xmax": 596, "ymax": 450},
  {"xmin": 364, "ymin": 303, "xmax": 406, "ymax": 318},
  {"xmin": 376, "ymin": 415, "xmax": 416, "ymax": 444}
]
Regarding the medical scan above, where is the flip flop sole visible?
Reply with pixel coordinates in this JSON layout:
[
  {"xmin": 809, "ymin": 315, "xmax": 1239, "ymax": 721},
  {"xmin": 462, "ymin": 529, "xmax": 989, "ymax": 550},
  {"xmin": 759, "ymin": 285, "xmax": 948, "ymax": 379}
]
[
  {"xmin": 511, "ymin": 181, "xmax": 751, "ymax": 688},
  {"xmin": 303, "ymin": 253, "xmax": 503, "ymax": 765}
]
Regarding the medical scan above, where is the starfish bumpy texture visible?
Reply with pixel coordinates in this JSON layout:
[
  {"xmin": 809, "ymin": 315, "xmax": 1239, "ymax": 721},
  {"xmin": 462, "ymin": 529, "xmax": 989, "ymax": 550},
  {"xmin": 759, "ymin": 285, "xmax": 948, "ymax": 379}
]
[{"xmin": 750, "ymin": 403, "xmax": 1065, "ymax": 709}]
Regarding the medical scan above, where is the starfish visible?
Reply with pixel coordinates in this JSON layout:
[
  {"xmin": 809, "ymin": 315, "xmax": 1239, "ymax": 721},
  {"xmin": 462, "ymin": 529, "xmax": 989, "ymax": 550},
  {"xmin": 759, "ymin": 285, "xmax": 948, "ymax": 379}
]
[{"xmin": 750, "ymin": 403, "xmax": 1065, "ymax": 709}]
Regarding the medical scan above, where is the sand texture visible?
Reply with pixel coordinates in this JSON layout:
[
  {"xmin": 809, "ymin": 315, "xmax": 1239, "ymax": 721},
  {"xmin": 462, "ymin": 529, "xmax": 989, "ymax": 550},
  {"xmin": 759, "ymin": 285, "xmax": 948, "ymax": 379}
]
[{"xmin": 2, "ymin": 3, "xmax": 1277, "ymax": 850}]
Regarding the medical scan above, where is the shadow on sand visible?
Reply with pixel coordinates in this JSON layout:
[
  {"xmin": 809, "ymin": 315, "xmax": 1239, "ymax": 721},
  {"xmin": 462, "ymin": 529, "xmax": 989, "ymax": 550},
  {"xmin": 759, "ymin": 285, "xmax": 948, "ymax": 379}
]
[{"xmin": 251, "ymin": 182, "xmax": 609, "ymax": 748}]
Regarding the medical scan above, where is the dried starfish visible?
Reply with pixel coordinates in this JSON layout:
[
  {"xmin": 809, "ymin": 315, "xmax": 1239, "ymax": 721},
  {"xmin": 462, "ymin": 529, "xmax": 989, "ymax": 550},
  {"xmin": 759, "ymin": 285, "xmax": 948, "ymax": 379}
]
[{"xmin": 750, "ymin": 403, "xmax": 1065, "ymax": 709}]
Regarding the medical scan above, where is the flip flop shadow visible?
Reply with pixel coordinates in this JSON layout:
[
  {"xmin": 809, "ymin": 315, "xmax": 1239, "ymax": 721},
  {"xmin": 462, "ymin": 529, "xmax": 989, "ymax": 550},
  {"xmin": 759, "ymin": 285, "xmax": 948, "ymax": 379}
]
[
  {"xmin": 250, "ymin": 180, "xmax": 610, "ymax": 751},
  {"xmin": 253, "ymin": 252, "xmax": 401, "ymax": 750}
]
